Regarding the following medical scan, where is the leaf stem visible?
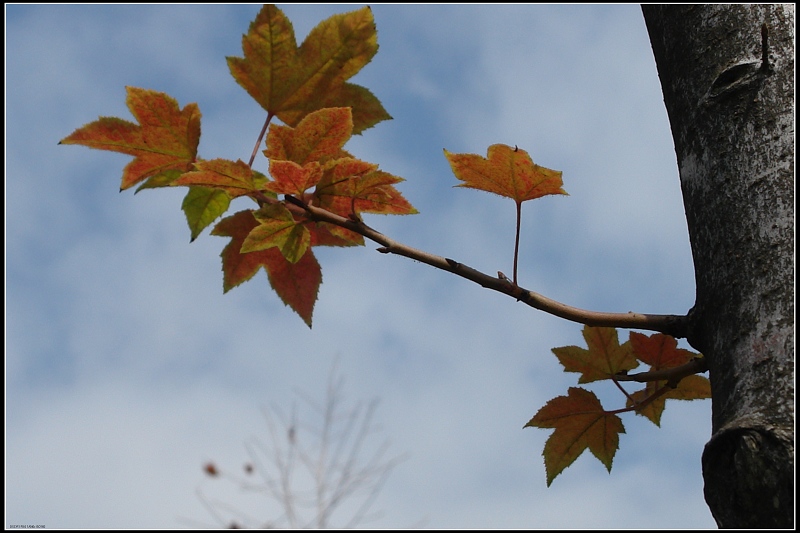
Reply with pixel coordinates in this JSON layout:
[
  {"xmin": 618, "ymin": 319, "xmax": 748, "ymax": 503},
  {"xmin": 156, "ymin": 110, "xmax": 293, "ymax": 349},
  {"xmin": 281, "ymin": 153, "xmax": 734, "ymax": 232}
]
[
  {"xmin": 513, "ymin": 201, "xmax": 522, "ymax": 285},
  {"xmin": 607, "ymin": 381, "xmax": 674, "ymax": 415},
  {"xmin": 605, "ymin": 358, "xmax": 709, "ymax": 415},
  {"xmin": 249, "ymin": 112, "xmax": 275, "ymax": 168},
  {"xmin": 283, "ymin": 197, "xmax": 690, "ymax": 338},
  {"xmin": 610, "ymin": 376, "xmax": 637, "ymax": 405}
]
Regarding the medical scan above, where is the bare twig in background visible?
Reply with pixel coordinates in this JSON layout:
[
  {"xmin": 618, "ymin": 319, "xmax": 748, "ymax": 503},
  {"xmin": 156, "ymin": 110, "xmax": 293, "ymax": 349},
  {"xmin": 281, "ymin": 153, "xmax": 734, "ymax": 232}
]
[{"xmin": 194, "ymin": 363, "xmax": 408, "ymax": 528}]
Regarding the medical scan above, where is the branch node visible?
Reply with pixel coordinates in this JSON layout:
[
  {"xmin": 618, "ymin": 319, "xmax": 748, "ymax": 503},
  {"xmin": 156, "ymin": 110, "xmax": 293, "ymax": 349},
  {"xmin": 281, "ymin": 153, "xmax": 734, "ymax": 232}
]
[
  {"xmin": 284, "ymin": 195, "xmax": 308, "ymax": 211},
  {"xmin": 692, "ymin": 356, "xmax": 709, "ymax": 373}
]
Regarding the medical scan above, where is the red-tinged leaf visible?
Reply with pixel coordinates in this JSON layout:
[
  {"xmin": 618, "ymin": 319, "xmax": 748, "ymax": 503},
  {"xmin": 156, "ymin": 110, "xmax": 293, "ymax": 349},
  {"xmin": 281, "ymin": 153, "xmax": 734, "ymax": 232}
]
[
  {"xmin": 60, "ymin": 87, "xmax": 201, "ymax": 190},
  {"xmin": 315, "ymin": 159, "xmax": 417, "ymax": 217},
  {"xmin": 625, "ymin": 332, "xmax": 709, "ymax": 425},
  {"xmin": 265, "ymin": 160, "xmax": 323, "ymax": 197},
  {"xmin": 173, "ymin": 159, "xmax": 269, "ymax": 198},
  {"xmin": 242, "ymin": 203, "xmax": 311, "ymax": 263},
  {"xmin": 182, "ymin": 186, "xmax": 232, "ymax": 242},
  {"xmin": 212, "ymin": 210, "xmax": 274, "ymax": 292},
  {"xmin": 211, "ymin": 210, "xmax": 320, "ymax": 326},
  {"xmin": 265, "ymin": 246, "xmax": 322, "ymax": 328},
  {"xmin": 629, "ymin": 331, "xmax": 698, "ymax": 369},
  {"xmin": 315, "ymin": 158, "xmax": 377, "ymax": 213},
  {"xmin": 227, "ymin": 5, "xmax": 389, "ymax": 133},
  {"xmin": 264, "ymin": 107, "xmax": 353, "ymax": 165},
  {"xmin": 552, "ymin": 326, "xmax": 639, "ymax": 383},
  {"xmin": 525, "ymin": 387, "xmax": 624, "ymax": 486},
  {"xmin": 343, "ymin": 170, "xmax": 418, "ymax": 215},
  {"xmin": 445, "ymin": 144, "xmax": 567, "ymax": 205},
  {"xmin": 627, "ymin": 375, "xmax": 711, "ymax": 426}
]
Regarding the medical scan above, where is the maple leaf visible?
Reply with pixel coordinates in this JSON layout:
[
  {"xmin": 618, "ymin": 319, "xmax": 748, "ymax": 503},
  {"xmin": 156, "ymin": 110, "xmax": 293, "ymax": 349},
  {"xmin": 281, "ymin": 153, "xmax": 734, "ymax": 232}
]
[
  {"xmin": 265, "ymin": 245, "xmax": 322, "ymax": 327},
  {"xmin": 262, "ymin": 107, "xmax": 353, "ymax": 197},
  {"xmin": 552, "ymin": 326, "xmax": 639, "ymax": 383},
  {"xmin": 60, "ymin": 87, "xmax": 201, "ymax": 190},
  {"xmin": 315, "ymin": 159, "xmax": 418, "ymax": 217},
  {"xmin": 444, "ymin": 144, "xmax": 567, "ymax": 205},
  {"xmin": 211, "ymin": 210, "xmax": 320, "ymax": 326},
  {"xmin": 626, "ymin": 332, "xmax": 711, "ymax": 425},
  {"xmin": 242, "ymin": 203, "xmax": 311, "ymax": 263},
  {"xmin": 227, "ymin": 5, "xmax": 389, "ymax": 133},
  {"xmin": 525, "ymin": 387, "xmax": 625, "ymax": 486},
  {"xmin": 265, "ymin": 160, "xmax": 323, "ymax": 197},
  {"xmin": 310, "ymin": 82, "xmax": 392, "ymax": 138},
  {"xmin": 662, "ymin": 374, "xmax": 711, "ymax": 402},
  {"xmin": 173, "ymin": 159, "xmax": 270, "ymax": 199},
  {"xmin": 444, "ymin": 143, "xmax": 566, "ymax": 284},
  {"xmin": 264, "ymin": 107, "xmax": 353, "ymax": 165},
  {"xmin": 629, "ymin": 331, "xmax": 697, "ymax": 369},
  {"xmin": 182, "ymin": 187, "xmax": 231, "ymax": 242},
  {"xmin": 260, "ymin": 105, "xmax": 415, "ymax": 223}
]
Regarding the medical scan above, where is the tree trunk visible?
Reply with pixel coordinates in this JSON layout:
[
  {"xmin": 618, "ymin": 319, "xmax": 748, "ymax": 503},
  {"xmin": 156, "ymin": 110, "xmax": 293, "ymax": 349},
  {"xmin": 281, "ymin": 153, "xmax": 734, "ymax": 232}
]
[{"xmin": 641, "ymin": 5, "xmax": 794, "ymax": 528}]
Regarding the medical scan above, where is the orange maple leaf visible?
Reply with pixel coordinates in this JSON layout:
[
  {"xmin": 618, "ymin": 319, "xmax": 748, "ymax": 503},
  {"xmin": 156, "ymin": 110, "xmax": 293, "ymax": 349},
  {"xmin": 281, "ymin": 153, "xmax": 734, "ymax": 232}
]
[
  {"xmin": 316, "ymin": 160, "xmax": 418, "ymax": 218},
  {"xmin": 444, "ymin": 143, "xmax": 566, "ymax": 284},
  {"xmin": 444, "ymin": 144, "xmax": 567, "ymax": 205},
  {"xmin": 60, "ymin": 87, "xmax": 201, "ymax": 190},
  {"xmin": 264, "ymin": 245, "xmax": 322, "ymax": 327},
  {"xmin": 211, "ymin": 210, "xmax": 320, "ymax": 326},
  {"xmin": 552, "ymin": 326, "xmax": 639, "ymax": 383},
  {"xmin": 626, "ymin": 332, "xmax": 711, "ymax": 425},
  {"xmin": 630, "ymin": 331, "xmax": 697, "ymax": 369},
  {"xmin": 227, "ymin": 5, "xmax": 389, "ymax": 133},
  {"xmin": 266, "ymin": 160, "xmax": 324, "ymax": 197},
  {"xmin": 525, "ymin": 387, "xmax": 625, "ymax": 486},
  {"xmin": 264, "ymin": 107, "xmax": 353, "ymax": 165},
  {"xmin": 261, "ymin": 106, "xmax": 415, "ymax": 223}
]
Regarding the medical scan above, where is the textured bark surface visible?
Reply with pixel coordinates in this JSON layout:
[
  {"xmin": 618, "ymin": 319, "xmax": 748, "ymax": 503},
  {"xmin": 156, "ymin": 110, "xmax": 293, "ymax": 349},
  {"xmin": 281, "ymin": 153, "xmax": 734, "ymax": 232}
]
[{"xmin": 642, "ymin": 4, "xmax": 794, "ymax": 528}]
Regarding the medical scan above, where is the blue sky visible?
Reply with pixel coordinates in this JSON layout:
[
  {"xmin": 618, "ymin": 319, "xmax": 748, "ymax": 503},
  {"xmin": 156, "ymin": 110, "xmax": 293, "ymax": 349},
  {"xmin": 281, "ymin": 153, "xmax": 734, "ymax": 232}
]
[{"xmin": 6, "ymin": 4, "xmax": 716, "ymax": 528}]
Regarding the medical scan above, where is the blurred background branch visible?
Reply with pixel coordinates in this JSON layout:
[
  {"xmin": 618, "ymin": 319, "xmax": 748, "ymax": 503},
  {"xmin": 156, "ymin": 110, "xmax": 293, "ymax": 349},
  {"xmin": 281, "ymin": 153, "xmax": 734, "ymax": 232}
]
[{"xmin": 193, "ymin": 362, "xmax": 408, "ymax": 529}]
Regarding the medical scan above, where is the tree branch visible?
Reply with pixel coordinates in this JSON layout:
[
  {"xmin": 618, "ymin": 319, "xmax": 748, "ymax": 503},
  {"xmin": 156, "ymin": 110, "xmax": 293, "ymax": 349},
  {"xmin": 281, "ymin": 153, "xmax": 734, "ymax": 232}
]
[
  {"xmin": 614, "ymin": 357, "xmax": 708, "ymax": 385},
  {"xmin": 284, "ymin": 196, "xmax": 690, "ymax": 337}
]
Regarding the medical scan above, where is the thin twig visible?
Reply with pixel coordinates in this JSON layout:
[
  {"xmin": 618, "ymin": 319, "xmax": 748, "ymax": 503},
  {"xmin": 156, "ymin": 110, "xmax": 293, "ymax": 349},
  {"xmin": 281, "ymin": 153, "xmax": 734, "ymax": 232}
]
[
  {"xmin": 614, "ymin": 357, "xmax": 708, "ymax": 385},
  {"xmin": 605, "ymin": 358, "xmax": 709, "ymax": 416},
  {"xmin": 248, "ymin": 112, "xmax": 274, "ymax": 168},
  {"xmin": 607, "ymin": 381, "xmax": 674, "ymax": 416},
  {"xmin": 610, "ymin": 375, "xmax": 637, "ymax": 405},
  {"xmin": 283, "ymin": 196, "xmax": 690, "ymax": 338}
]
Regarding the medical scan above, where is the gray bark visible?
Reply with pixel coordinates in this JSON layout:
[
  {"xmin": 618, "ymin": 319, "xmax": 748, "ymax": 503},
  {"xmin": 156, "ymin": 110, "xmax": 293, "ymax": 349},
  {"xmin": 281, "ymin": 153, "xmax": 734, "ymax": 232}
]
[{"xmin": 641, "ymin": 5, "xmax": 794, "ymax": 528}]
